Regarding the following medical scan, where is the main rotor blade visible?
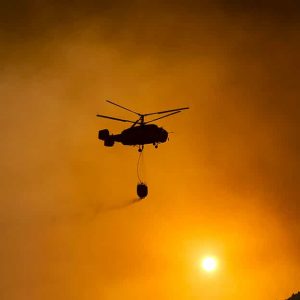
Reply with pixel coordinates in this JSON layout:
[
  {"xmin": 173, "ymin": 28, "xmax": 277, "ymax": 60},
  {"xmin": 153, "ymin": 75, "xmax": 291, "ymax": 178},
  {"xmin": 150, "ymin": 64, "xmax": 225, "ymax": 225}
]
[
  {"xmin": 96, "ymin": 114, "xmax": 136, "ymax": 123},
  {"xmin": 144, "ymin": 111, "xmax": 182, "ymax": 124},
  {"xmin": 143, "ymin": 107, "xmax": 189, "ymax": 116},
  {"xmin": 106, "ymin": 100, "xmax": 141, "ymax": 116}
]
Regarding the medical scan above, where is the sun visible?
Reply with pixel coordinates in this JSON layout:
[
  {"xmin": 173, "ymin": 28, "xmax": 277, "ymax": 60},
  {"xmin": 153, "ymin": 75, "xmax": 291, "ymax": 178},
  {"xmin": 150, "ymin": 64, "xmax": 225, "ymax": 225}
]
[{"xmin": 201, "ymin": 256, "xmax": 218, "ymax": 272}]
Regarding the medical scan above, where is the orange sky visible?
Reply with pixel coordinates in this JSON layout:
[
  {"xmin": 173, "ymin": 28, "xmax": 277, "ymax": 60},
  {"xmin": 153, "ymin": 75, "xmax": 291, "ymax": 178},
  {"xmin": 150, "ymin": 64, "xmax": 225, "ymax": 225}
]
[{"xmin": 0, "ymin": 1, "xmax": 299, "ymax": 299}]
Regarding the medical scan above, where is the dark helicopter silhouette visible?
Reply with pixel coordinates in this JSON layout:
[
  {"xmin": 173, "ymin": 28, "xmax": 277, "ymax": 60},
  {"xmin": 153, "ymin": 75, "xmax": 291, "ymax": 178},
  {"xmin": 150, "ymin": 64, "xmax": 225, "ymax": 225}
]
[{"xmin": 97, "ymin": 100, "xmax": 189, "ymax": 152}]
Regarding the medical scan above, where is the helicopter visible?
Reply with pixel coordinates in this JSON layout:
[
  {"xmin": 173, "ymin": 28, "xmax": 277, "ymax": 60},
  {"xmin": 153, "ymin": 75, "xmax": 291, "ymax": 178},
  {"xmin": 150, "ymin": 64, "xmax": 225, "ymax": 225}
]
[{"xmin": 97, "ymin": 100, "xmax": 189, "ymax": 152}]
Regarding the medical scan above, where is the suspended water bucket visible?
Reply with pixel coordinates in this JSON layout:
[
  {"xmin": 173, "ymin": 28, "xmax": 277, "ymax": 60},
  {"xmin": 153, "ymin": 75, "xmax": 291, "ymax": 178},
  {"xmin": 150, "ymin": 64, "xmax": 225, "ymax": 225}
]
[{"xmin": 137, "ymin": 183, "xmax": 148, "ymax": 199}]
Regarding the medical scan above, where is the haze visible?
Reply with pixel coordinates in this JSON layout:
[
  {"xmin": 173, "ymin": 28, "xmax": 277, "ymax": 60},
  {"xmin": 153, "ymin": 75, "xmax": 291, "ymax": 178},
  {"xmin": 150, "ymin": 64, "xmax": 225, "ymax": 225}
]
[{"xmin": 0, "ymin": 1, "xmax": 299, "ymax": 299}]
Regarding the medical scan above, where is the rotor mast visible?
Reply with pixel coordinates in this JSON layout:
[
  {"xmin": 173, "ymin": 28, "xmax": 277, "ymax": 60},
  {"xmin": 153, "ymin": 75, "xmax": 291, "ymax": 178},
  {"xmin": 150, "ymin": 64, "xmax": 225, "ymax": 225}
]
[{"xmin": 140, "ymin": 115, "xmax": 145, "ymax": 125}]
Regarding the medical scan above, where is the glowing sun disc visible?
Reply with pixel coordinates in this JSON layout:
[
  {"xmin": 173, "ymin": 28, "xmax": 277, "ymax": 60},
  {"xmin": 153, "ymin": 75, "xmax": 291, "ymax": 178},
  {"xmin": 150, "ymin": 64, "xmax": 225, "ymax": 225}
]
[{"xmin": 201, "ymin": 256, "xmax": 218, "ymax": 272}]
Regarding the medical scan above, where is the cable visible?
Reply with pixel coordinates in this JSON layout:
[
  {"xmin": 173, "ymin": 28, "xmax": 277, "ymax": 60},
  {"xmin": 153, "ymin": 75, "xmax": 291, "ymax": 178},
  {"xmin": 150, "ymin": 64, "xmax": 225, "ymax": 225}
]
[{"xmin": 136, "ymin": 150, "xmax": 143, "ymax": 183}]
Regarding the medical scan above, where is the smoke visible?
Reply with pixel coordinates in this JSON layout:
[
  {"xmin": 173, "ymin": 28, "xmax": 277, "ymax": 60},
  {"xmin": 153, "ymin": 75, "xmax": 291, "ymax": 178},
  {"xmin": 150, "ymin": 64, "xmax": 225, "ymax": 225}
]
[
  {"xmin": 0, "ymin": 1, "xmax": 300, "ymax": 300},
  {"xmin": 92, "ymin": 198, "xmax": 142, "ymax": 214},
  {"xmin": 0, "ymin": 197, "xmax": 143, "ymax": 228}
]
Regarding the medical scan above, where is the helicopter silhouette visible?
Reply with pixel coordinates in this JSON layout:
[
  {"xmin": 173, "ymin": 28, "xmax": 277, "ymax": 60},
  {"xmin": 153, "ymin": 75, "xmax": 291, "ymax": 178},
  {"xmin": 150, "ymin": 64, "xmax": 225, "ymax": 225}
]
[{"xmin": 97, "ymin": 100, "xmax": 189, "ymax": 152}]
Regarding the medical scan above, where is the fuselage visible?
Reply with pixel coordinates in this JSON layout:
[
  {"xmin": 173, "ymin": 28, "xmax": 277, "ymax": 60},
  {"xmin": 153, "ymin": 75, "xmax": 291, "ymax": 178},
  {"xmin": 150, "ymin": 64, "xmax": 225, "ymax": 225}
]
[{"xmin": 114, "ymin": 124, "xmax": 168, "ymax": 146}]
